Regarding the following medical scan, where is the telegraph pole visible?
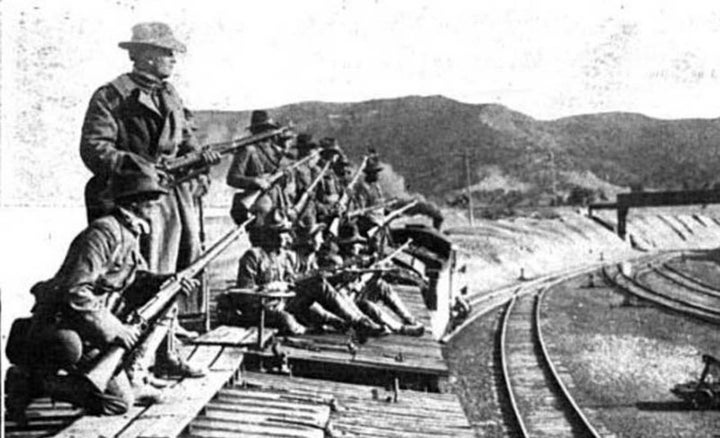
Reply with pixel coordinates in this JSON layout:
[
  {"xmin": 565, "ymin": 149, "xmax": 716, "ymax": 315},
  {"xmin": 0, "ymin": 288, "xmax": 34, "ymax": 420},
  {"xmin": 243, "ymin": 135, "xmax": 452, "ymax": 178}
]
[{"xmin": 463, "ymin": 150, "xmax": 475, "ymax": 226}]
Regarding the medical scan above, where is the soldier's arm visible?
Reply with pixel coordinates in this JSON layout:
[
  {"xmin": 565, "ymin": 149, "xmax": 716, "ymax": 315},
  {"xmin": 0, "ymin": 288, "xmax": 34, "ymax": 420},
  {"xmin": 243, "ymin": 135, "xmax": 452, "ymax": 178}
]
[
  {"xmin": 226, "ymin": 146, "xmax": 272, "ymax": 190},
  {"xmin": 61, "ymin": 225, "xmax": 128, "ymax": 345},
  {"xmin": 236, "ymin": 250, "xmax": 261, "ymax": 289},
  {"xmin": 79, "ymin": 86, "xmax": 136, "ymax": 178}
]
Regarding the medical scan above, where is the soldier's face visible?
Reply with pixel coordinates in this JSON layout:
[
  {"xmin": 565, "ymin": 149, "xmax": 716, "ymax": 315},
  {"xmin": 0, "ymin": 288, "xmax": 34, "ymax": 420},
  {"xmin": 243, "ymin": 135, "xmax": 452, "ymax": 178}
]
[{"xmin": 138, "ymin": 47, "xmax": 176, "ymax": 79}]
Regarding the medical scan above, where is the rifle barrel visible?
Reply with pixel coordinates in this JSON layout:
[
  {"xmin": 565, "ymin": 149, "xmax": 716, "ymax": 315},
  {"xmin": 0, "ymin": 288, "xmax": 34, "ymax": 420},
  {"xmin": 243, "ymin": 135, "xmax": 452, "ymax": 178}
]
[{"xmin": 164, "ymin": 127, "xmax": 290, "ymax": 173}]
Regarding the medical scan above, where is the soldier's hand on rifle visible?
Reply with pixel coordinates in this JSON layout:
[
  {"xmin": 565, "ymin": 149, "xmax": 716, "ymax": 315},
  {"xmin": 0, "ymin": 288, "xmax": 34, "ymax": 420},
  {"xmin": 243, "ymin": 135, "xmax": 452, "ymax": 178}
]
[
  {"xmin": 116, "ymin": 324, "xmax": 141, "ymax": 350},
  {"xmin": 179, "ymin": 277, "xmax": 200, "ymax": 297},
  {"xmin": 254, "ymin": 175, "xmax": 272, "ymax": 191},
  {"xmin": 201, "ymin": 150, "xmax": 222, "ymax": 167},
  {"xmin": 193, "ymin": 174, "xmax": 211, "ymax": 198}
]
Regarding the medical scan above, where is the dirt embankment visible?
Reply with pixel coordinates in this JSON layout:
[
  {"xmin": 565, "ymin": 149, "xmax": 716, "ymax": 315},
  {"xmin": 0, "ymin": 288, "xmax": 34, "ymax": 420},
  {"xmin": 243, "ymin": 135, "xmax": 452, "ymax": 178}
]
[{"xmin": 443, "ymin": 207, "xmax": 720, "ymax": 298}]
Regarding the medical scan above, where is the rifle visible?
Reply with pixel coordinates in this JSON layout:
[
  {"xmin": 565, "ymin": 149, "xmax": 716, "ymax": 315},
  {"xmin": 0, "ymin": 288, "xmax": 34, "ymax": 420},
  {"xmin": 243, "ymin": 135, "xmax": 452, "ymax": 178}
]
[
  {"xmin": 236, "ymin": 149, "xmax": 321, "ymax": 211},
  {"xmin": 347, "ymin": 198, "xmax": 398, "ymax": 219},
  {"xmin": 367, "ymin": 200, "xmax": 419, "ymax": 238},
  {"xmin": 159, "ymin": 127, "xmax": 293, "ymax": 176},
  {"xmin": 328, "ymin": 156, "xmax": 369, "ymax": 235},
  {"xmin": 289, "ymin": 159, "xmax": 332, "ymax": 219},
  {"xmin": 335, "ymin": 239, "xmax": 413, "ymax": 292},
  {"xmin": 83, "ymin": 216, "xmax": 255, "ymax": 393}
]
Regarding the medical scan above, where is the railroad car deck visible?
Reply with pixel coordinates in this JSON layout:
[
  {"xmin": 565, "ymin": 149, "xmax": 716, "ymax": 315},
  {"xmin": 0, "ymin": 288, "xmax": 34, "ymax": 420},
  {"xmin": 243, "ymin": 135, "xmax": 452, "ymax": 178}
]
[
  {"xmin": 183, "ymin": 371, "xmax": 474, "ymax": 438},
  {"xmin": 6, "ymin": 317, "xmax": 466, "ymax": 437},
  {"xmin": 243, "ymin": 284, "xmax": 450, "ymax": 391}
]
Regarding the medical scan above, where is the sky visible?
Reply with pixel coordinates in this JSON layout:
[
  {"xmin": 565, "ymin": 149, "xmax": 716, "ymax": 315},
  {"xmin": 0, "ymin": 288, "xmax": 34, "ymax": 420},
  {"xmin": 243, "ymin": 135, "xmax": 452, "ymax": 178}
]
[{"xmin": 4, "ymin": 0, "xmax": 720, "ymax": 120}]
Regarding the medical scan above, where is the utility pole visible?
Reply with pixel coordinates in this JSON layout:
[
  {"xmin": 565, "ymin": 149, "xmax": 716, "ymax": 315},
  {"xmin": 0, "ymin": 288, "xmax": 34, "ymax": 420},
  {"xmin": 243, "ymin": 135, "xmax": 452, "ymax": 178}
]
[{"xmin": 463, "ymin": 150, "xmax": 475, "ymax": 226}]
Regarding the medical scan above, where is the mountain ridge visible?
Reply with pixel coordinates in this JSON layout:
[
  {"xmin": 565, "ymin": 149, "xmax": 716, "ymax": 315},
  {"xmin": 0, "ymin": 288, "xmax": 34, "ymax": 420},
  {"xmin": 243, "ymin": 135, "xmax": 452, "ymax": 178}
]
[{"xmin": 194, "ymin": 95, "xmax": 720, "ymax": 207}]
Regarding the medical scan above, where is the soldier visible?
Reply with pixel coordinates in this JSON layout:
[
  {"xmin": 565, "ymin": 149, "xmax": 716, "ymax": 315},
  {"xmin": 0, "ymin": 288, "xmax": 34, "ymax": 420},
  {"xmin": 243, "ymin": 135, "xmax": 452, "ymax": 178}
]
[
  {"xmin": 5, "ymin": 160, "xmax": 199, "ymax": 421},
  {"xmin": 314, "ymin": 138, "xmax": 347, "ymax": 225},
  {"xmin": 333, "ymin": 222, "xmax": 425, "ymax": 337},
  {"xmin": 289, "ymin": 219, "xmax": 386, "ymax": 334},
  {"xmin": 289, "ymin": 133, "xmax": 321, "ymax": 224},
  {"xmin": 217, "ymin": 211, "xmax": 385, "ymax": 337},
  {"xmin": 79, "ymin": 22, "xmax": 218, "ymax": 357},
  {"xmin": 226, "ymin": 110, "xmax": 296, "ymax": 218}
]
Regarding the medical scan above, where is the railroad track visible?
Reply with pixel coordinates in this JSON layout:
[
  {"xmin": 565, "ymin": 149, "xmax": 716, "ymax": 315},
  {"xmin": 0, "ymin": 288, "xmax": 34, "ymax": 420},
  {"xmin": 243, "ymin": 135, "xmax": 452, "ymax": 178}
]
[
  {"xmin": 604, "ymin": 258, "xmax": 720, "ymax": 325},
  {"xmin": 498, "ymin": 288, "xmax": 605, "ymax": 438}
]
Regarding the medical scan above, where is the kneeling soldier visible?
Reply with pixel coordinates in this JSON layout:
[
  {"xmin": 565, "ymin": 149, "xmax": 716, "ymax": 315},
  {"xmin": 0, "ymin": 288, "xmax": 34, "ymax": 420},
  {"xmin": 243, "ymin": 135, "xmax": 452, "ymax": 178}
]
[{"xmin": 5, "ymin": 158, "xmax": 199, "ymax": 421}]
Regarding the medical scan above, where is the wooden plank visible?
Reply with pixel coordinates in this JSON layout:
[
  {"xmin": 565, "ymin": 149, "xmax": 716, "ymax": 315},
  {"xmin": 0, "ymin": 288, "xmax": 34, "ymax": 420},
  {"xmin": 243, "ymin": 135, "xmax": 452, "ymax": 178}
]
[
  {"xmin": 191, "ymin": 325, "xmax": 275, "ymax": 348},
  {"xmin": 188, "ymin": 418, "xmax": 322, "ymax": 438},
  {"xmin": 187, "ymin": 372, "xmax": 475, "ymax": 438},
  {"xmin": 116, "ymin": 346, "xmax": 243, "ymax": 438}
]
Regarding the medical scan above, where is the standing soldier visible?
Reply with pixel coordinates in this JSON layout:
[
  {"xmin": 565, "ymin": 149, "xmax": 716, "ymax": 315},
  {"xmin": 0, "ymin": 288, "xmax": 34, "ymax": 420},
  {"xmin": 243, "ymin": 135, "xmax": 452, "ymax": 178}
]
[
  {"xmin": 226, "ymin": 110, "xmax": 296, "ymax": 221},
  {"xmin": 314, "ymin": 138, "xmax": 347, "ymax": 225},
  {"xmin": 79, "ymin": 22, "xmax": 214, "ymax": 377},
  {"xmin": 290, "ymin": 133, "xmax": 321, "ymax": 224}
]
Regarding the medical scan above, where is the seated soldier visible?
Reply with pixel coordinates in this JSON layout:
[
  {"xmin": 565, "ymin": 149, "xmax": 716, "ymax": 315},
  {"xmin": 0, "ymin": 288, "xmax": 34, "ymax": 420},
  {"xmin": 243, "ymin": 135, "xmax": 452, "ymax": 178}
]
[
  {"xmin": 289, "ymin": 219, "xmax": 386, "ymax": 335},
  {"xmin": 217, "ymin": 210, "xmax": 385, "ymax": 337},
  {"xmin": 332, "ymin": 222, "xmax": 425, "ymax": 337},
  {"xmin": 4, "ymin": 158, "xmax": 200, "ymax": 421}
]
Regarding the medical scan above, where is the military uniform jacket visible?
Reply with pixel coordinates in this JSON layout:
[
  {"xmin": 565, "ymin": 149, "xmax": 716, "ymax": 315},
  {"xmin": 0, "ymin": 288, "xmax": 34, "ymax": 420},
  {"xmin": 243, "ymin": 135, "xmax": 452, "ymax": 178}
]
[
  {"xmin": 30, "ymin": 209, "xmax": 162, "ymax": 347},
  {"xmin": 234, "ymin": 247, "xmax": 298, "ymax": 312},
  {"xmin": 79, "ymin": 71, "xmax": 202, "ymax": 278},
  {"xmin": 226, "ymin": 141, "xmax": 296, "ymax": 212},
  {"xmin": 80, "ymin": 71, "xmax": 198, "ymax": 178}
]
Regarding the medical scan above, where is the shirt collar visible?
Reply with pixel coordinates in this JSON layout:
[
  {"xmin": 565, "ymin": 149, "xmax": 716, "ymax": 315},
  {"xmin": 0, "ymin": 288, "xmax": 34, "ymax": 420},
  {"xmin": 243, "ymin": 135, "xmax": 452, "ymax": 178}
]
[
  {"xmin": 129, "ymin": 68, "xmax": 165, "ymax": 92},
  {"xmin": 116, "ymin": 207, "xmax": 151, "ymax": 235}
]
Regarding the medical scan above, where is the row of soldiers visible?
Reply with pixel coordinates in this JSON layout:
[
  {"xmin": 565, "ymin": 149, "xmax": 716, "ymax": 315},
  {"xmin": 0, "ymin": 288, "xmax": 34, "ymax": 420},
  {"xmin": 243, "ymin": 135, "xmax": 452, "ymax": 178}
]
[
  {"xmin": 219, "ymin": 109, "xmax": 429, "ymax": 338},
  {"xmin": 4, "ymin": 21, "xmax": 440, "ymax": 422}
]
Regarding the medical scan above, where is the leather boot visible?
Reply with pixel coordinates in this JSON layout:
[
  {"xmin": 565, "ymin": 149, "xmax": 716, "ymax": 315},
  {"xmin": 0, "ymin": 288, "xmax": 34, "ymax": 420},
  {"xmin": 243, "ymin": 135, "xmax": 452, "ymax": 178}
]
[
  {"xmin": 383, "ymin": 289, "xmax": 418, "ymax": 325},
  {"xmin": 354, "ymin": 317, "xmax": 389, "ymax": 338},
  {"xmin": 5, "ymin": 366, "xmax": 33, "ymax": 424},
  {"xmin": 42, "ymin": 374, "xmax": 96, "ymax": 407},
  {"xmin": 274, "ymin": 310, "xmax": 308, "ymax": 336},
  {"xmin": 153, "ymin": 355, "xmax": 208, "ymax": 379},
  {"xmin": 399, "ymin": 322, "xmax": 425, "ymax": 337}
]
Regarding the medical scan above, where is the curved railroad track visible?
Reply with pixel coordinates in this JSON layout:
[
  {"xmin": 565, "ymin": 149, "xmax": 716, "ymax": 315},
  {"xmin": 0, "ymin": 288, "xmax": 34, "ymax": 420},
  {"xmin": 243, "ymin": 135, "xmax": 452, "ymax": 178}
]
[
  {"xmin": 498, "ymin": 287, "xmax": 604, "ymax": 438},
  {"xmin": 604, "ymin": 258, "xmax": 720, "ymax": 325}
]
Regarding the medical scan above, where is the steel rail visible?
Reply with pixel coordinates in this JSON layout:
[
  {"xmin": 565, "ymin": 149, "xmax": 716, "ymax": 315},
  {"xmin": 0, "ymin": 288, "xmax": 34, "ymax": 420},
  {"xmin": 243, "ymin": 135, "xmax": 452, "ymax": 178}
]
[
  {"xmin": 535, "ymin": 287, "xmax": 603, "ymax": 438},
  {"xmin": 498, "ymin": 295, "xmax": 530, "ymax": 437}
]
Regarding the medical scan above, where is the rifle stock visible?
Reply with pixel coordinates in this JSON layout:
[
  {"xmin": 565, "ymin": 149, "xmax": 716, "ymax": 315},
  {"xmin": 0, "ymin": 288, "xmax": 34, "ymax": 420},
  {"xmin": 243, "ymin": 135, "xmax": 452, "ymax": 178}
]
[
  {"xmin": 83, "ymin": 217, "xmax": 254, "ymax": 393},
  {"xmin": 236, "ymin": 150, "xmax": 321, "ymax": 211},
  {"xmin": 367, "ymin": 200, "xmax": 419, "ymax": 238},
  {"xmin": 162, "ymin": 127, "xmax": 292, "ymax": 174},
  {"xmin": 328, "ymin": 156, "xmax": 369, "ymax": 235},
  {"xmin": 290, "ymin": 160, "xmax": 332, "ymax": 219}
]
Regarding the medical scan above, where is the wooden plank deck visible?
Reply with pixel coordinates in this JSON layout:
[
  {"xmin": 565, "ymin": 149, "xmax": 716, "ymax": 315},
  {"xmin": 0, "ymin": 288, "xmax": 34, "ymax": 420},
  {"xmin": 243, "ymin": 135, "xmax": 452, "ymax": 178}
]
[
  {"xmin": 5, "ymin": 327, "xmax": 250, "ymax": 438},
  {"xmin": 244, "ymin": 285, "xmax": 450, "ymax": 391},
  {"xmin": 182, "ymin": 371, "xmax": 474, "ymax": 438}
]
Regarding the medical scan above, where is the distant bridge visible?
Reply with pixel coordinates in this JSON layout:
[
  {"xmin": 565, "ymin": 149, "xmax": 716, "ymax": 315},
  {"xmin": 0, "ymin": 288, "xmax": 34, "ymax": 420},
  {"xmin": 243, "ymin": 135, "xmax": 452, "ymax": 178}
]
[{"xmin": 589, "ymin": 189, "xmax": 720, "ymax": 239}]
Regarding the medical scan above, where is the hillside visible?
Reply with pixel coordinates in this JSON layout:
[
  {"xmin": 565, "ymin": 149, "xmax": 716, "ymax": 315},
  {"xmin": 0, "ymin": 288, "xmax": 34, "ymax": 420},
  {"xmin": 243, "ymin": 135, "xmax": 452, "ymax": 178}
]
[{"xmin": 195, "ymin": 96, "xmax": 720, "ymax": 207}]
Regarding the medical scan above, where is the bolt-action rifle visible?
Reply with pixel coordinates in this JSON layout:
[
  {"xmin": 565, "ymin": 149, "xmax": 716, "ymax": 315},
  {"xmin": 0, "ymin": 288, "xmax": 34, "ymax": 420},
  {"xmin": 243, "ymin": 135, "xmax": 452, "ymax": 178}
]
[
  {"xmin": 328, "ymin": 156, "xmax": 369, "ymax": 235},
  {"xmin": 82, "ymin": 217, "xmax": 254, "ymax": 393},
  {"xmin": 159, "ymin": 126, "xmax": 294, "ymax": 177},
  {"xmin": 235, "ymin": 149, "xmax": 321, "ymax": 212},
  {"xmin": 288, "ymin": 159, "xmax": 333, "ymax": 220},
  {"xmin": 366, "ymin": 200, "xmax": 419, "ymax": 238}
]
